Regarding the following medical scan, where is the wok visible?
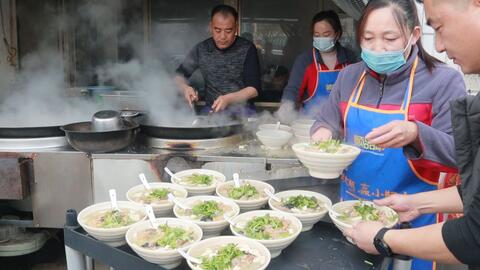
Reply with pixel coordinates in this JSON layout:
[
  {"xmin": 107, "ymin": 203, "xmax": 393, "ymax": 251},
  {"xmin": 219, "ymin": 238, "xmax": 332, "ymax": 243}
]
[
  {"xmin": 140, "ymin": 116, "xmax": 243, "ymax": 139},
  {"xmin": 61, "ymin": 120, "xmax": 138, "ymax": 153},
  {"xmin": 0, "ymin": 125, "xmax": 64, "ymax": 138}
]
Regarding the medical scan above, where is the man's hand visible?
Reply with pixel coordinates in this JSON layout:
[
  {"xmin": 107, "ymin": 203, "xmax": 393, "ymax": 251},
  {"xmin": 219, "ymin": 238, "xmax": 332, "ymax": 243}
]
[
  {"xmin": 365, "ymin": 120, "xmax": 418, "ymax": 148},
  {"xmin": 344, "ymin": 221, "xmax": 384, "ymax": 254},
  {"xmin": 211, "ymin": 94, "xmax": 232, "ymax": 112},
  {"xmin": 184, "ymin": 86, "xmax": 198, "ymax": 108},
  {"xmin": 374, "ymin": 194, "xmax": 421, "ymax": 222},
  {"xmin": 311, "ymin": 127, "xmax": 333, "ymax": 142}
]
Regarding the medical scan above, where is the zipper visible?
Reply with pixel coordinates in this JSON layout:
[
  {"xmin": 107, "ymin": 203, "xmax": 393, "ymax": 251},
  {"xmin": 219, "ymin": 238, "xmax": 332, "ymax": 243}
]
[{"xmin": 376, "ymin": 77, "xmax": 387, "ymax": 108}]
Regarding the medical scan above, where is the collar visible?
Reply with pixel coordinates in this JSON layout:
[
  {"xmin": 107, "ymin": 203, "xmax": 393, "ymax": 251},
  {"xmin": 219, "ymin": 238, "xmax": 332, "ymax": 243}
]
[
  {"xmin": 207, "ymin": 36, "xmax": 239, "ymax": 52},
  {"xmin": 314, "ymin": 44, "xmax": 349, "ymax": 65}
]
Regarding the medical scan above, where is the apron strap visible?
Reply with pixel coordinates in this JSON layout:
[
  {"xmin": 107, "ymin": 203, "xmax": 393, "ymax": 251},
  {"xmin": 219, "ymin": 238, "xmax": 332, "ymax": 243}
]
[{"xmin": 401, "ymin": 56, "xmax": 419, "ymax": 113}]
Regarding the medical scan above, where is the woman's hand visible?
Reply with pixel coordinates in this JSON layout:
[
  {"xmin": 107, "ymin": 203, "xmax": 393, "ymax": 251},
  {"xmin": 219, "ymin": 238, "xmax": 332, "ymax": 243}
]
[
  {"xmin": 365, "ymin": 120, "xmax": 418, "ymax": 148},
  {"xmin": 311, "ymin": 127, "xmax": 333, "ymax": 142},
  {"xmin": 374, "ymin": 194, "xmax": 421, "ymax": 222}
]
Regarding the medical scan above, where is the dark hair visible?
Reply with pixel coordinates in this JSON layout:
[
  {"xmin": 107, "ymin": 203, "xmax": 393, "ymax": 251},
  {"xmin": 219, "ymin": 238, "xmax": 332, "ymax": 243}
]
[
  {"xmin": 311, "ymin": 10, "xmax": 343, "ymax": 40},
  {"xmin": 356, "ymin": 0, "xmax": 441, "ymax": 71},
  {"xmin": 211, "ymin": 4, "xmax": 238, "ymax": 22}
]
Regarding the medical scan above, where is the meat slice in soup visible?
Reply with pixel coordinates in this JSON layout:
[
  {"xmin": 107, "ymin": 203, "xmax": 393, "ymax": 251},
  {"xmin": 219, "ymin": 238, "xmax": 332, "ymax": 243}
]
[
  {"xmin": 338, "ymin": 201, "xmax": 398, "ymax": 225},
  {"xmin": 130, "ymin": 188, "xmax": 183, "ymax": 204},
  {"xmin": 84, "ymin": 209, "xmax": 142, "ymax": 228},
  {"xmin": 272, "ymin": 195, "xmax": 326, "ymax": 214},
  {"xmin": 235, "ymin": 214, "xmax": 294, "ymax": 240},
  {"xmin": 199, "ymin": 243, "xmax": 265, "ymax": 270},
  {"xmin": 178, "ymin": 200, "xmax": 232, "ymax": 222},
  {"xmin": 134, "ymin": 224, "xmax": 195, "ymax": 249}
]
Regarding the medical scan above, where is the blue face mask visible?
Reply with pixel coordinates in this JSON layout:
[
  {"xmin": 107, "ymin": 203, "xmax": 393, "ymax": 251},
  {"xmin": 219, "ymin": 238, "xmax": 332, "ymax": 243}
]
[
  {"xmin": 313, "ymin": 37, "xmax": 336, "ymax": 52},
  {"xmin": 361, "ymin": 36, "xmax": 413, "ymax": 74}
]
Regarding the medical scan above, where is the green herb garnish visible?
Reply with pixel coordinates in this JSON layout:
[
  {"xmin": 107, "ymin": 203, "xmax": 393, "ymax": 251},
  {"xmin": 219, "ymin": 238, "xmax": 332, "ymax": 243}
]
[
  {"xmin": 187, "ymin": 174, "xmax": 213, "ymax": 185},
  {"xmin": 156, "ymin": 224, "xmax": 192, "ymax": 249},
  {"xmin": 147, "ymin": 188, "xmax": 170, "ymax": 200},
  {"xmin": 200, "ymin": 243, "xmax": 245, "ymax": 270},
  {"xmin": 243, "ymin": 214, "xmax": 289, "ymax": 240},
  {"xmin": 353, "ymin": 202, "xmax": 380, "ymax": 221},
  {"xmin": 192, "ymin": 201, "xmax": 223, "ymax": 221},
  {"xmin": 100, "ymin": 210, "xmax": 134, "ymax": 228},
  {"xmin": 311, "ymin": 139, "xmax": 342, "ymax": 153},
  {"xmin": 228, "ymin": 183, "xmax": 259, "ymax": 200},
  {"xmin": 283, "ymin": 195, "xmax": 318, "ymax": 209}
]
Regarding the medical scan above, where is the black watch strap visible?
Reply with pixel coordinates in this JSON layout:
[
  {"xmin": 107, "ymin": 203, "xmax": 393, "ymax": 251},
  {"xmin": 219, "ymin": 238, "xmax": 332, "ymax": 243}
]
[{"xmin": 374, "ymin": 227, "xmax": 393, "ymax": 257}]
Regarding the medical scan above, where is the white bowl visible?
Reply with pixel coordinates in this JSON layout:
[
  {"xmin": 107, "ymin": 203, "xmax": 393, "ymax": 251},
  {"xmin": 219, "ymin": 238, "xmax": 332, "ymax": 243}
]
[
  {"xmin": 187, "ymin": 236, "xmax": 271, "ymax": 270},
  {"xmin": 77, "ymin": 201, "xmax": 146, "ymax": 247},
  {"xmin": 170, "ymin": 169, "xmax": 226, "ymax": 196},
  {"xmin": 173, "ymin": 196, "xmax": 240, "ymax": 239},
  {"xmin": 126, "ymin": 182, "xmax": 188, "ymax": 217},
  {"xmin": 268, "ymin": 190, "xmax": 332, "ymax": 231},
  {"xmin": 126, "ymin": 218, "xmax": 202, "ymax": 269},
  {"xmin": 258, "ymin": 123, "xmax": 292, "ymax": 133},
  {"xmin": 256, "ymin": 130, "xmax": 293, "ymax": 149},
  {"xmin": 329, "ymin": 200, "xmax": 399, "ymax": 244},
  {"xmin": 294, "ymin": 134, "xmax": 310, "ymax": 143},
  {"xmin": 291, "ymin": 119, "xmax": 315, "ymax": 131},
  {"xmin": 292, "ymin": 128, "xmax": 310, "ymax": 137},
  {"xmin": 292, "ymin": 142, "xmax": 361, "ymax": 179},
  {"xmin": 216, "ymin": 180, "xmax": 275, "ymax": 212},
  {"xmin": 230, "ymin": 210, "xmax": 302, "ymax": 258}
]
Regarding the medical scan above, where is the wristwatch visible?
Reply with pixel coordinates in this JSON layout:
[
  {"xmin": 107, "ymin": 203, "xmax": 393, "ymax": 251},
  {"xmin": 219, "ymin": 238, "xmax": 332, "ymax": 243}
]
[{"xmin": 373, "ymin": 227, "xmax": 394, "ymax": 257}]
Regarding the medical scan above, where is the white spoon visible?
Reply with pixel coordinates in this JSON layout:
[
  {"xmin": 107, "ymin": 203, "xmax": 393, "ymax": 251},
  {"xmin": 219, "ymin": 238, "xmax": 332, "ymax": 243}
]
[
  {"xmin": 264, "ymin": 188, "xmax": 281, "ymax": 202},
  {"xmin": 139, "ymin": 173, "xmax": 151, "ymax": 190},
  {"xmin": 233, "ymin": 173, "xmax": 242, "ymax": 187},
  {"xmin": 145, "ymin": 205, "xmax": 157, "ymax": 228},
  {"xmin": 177, "ymin": 248, "xmax": 202, "ymax": 265},
  {"xmin": 164, "ymin": 167, "xmax": 182, "ymax": 182},
  {"xmin": 167, "ymin": 193, "xmax": 190, "ymax": 210},
  {"xmin": 109, "ymin": 189, "xmax": 120, "ymax": 211},
  {"xmin": 275, "ymin": 121, "xmax": 281, "ymax": 130}
]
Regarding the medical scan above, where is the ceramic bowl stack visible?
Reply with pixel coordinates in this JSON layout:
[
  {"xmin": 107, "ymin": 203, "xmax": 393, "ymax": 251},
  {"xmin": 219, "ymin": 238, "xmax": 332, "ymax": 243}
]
[
  {"xmin": 291, "ymin": 119, "xmax": 315, "ymax": 144},
  {"xmin": 77, "ymin": 201, "xmax": 146, "ymax": 247},
  {"xmin": 125, "ymin": 218, "xmax": 203, "ymax": 269},
  {"xmin": 126, "ymin": 182, "xmax": 188, "ymax": 217},
  {"xmin": 292, "ymin": 142, "xmax": 361, "ymax": 179},
  {"xmin": 268, "ymin": 190, "xmax": 332, "ymax": 231}
]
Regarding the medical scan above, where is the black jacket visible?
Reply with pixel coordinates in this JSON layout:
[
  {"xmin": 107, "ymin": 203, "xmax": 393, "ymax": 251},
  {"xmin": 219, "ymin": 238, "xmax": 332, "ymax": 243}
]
[{"xmin": 442, "ymin": 94, "xmax": 480, "ymax": 269}]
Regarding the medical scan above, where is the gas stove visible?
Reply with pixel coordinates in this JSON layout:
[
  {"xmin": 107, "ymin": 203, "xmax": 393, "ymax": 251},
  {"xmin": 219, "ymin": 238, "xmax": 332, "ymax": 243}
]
[
  {"xmin": 142, "ymin": 134, "xmax": 243, "ymax": 150},
  {"xmin": 0, "ymin": 136, "xmax": 68, "ymax": 150}
]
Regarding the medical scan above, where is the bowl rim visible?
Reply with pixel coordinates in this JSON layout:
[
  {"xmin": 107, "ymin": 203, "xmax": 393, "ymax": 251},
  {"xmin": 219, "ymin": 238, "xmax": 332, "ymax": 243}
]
[
  {"xmin": 329, "ymin": 200, "xmax": 399, "ymax": 228},
  {"xmin": 125, "ymin": 217, "xmax": 203, "ymax": 255},
  {"xmin": 292, "ymin": 142, "xmax": 361, "ymax": 157},
  {"xmin": 258, "ymin": 123, "xmax": 292, "ymax": 131},
  {"xmin": 170, "ymin": 169, "xmax": 226, "ymax": 191},
  {"xmin": 186, "ymin": 235, "xmax": 271, "ymax": 269},
  {"xmin": 230, "ymin": 209, "xmax": 302, "ymax": 243},
  {"xmin": 268, "ymin": 189, "xmax": 332, "ymax": 217},
  {"xmin": 77, "ymin": 201, "xmax": 147, "ymax": 232},
  {"xmin": 126, "ymin": 182, "xmax": 188, "ymax": 206},
  {"xmin": 173, "ymin": 195, "xmax": 240, "ymax": 225},
  {"xmin": 256, "ymin": 129, "xmax": 293, "ymax": 139},
  {"xmin": 216, "ymin": 180, "xmax": 275, "ymax": 204}
]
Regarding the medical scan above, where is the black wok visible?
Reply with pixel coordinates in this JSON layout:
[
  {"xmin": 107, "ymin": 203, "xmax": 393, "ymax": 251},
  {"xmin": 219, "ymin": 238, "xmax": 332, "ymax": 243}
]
[
  {"xmin": 140, "ymin": 116, "xmax": 243, "ymax": 139},
  {"xmin": 0, "ymin": 125, "xmax": 64, "ymax": 138},
  {"xmin": 61, "ymin": 120, "xmax": 138, "ymax": 153}
]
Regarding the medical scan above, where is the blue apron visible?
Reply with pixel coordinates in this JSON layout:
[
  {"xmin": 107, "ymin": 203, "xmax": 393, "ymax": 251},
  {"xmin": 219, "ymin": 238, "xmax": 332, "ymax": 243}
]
[
  {"xmin": 303, "ymin": 49, "xmax": 343, "ymax": 117},
  {"xmin": 342, "ymin": 57, "xmax": 437, "ymax": 270}
]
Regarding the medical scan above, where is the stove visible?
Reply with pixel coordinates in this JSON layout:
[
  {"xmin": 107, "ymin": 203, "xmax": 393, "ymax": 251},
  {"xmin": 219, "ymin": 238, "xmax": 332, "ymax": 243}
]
[
  {"xmin": 0, "ymin": 136, "xmax": 68, "ymax": 150},
  {"xmin": 143, "ymin": 134, "xmax": 243, "ymax": 150}
]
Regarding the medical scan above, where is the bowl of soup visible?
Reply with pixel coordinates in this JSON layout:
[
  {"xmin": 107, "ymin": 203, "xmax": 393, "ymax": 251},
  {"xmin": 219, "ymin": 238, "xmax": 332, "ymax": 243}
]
[
  {"xmin": 126, "ymin": 182, "xmax": 188, "ymax": 217},
  {"xmin": 216, "ymin": 180, "xmax": 274, "ymax": 212},
  {"xmin": 173, "ymin": 196, "xmax": 240, "ymax": 238},
  {"xmin": 269, "ymin": 190, "xmax": 332, "ymax": 231},
  {"xmin": 77, "ymin": 201, "xmax": 146, "ymax": 247},
  {"xmin": 230, "ymin": 210, "xmax": 302, "ymax": 258},
  {"xmin": 170, "ymin": 169, "xmax": 226, "ymax": 196},
  {"xmin": 329, "ymin": 200, "xmax": 399, "ymax": 244},
  {"xmin": 186, "ymin": 236, "xmax": 271, "ymax": 270},
  {"xmin": 126, "ymin": 218, "xmax": 202, "ymax": 269}
]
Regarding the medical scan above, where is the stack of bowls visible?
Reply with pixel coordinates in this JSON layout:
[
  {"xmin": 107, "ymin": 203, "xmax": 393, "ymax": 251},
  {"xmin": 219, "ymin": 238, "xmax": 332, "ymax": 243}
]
[{"xmin": 291, "ymin": 119, "xmax": 315, "ymax": 143}]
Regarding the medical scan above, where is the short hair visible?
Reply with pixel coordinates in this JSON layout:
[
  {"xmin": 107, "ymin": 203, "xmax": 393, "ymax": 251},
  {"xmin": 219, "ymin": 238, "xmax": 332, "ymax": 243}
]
[
  {"xmin": 311, "ymin": 10, "xmax": 343, "ymax": 39},
  {"xmin": 211, "ymin": 4, "xmax": 238, "ymax": 22}
]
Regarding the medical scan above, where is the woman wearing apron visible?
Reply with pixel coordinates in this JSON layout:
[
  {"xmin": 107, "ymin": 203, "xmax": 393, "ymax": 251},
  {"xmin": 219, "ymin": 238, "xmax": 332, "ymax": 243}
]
[
  {"xmin": 277, "ymin": 10, "xmax": 357, "ymax": 122},
  {"xmin": 311, "ymin": 0, "xmax": 466, "ymax": 269}
]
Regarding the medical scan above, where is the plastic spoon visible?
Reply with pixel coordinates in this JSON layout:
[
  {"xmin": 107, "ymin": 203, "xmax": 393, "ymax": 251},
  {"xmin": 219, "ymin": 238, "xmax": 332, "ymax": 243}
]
[
  {"xmin": 167, "ymin": 193, "xmax": 190, "ymax": 210},
  {"xmin": 164, "ymin": 167, "xmax": 182, "ymax": 182},
  {"xmin": 177, "ymin": 248, "xmax": 202, "ymax": 265},
  {"xmin": 139, "ymin": 173, "xmax": 151, "ymax": 190},
  {"xmin": 233, "ymin": 173, "xmax": 242, "ymax": 187},
  {"xmin": 264, "ymin": 188, "xmax": 281, "ymax": 202},
  {"xmin": 275, "ymin": 121, "xmax": 281, "ymax": 130},
  {"xmin": 145, "ymin": 205, "xmax": 157, "ymax": 228},
  {"xmin": 109, "ymin": 189, "xmax": 120, "ymax": 211}
]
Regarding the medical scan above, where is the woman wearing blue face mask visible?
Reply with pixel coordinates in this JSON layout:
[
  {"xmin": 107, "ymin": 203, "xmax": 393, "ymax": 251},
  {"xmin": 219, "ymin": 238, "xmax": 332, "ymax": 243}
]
[
  {"xmin": 278, "ymin": 10, "xmax": 358, "ymax": 121},
  {"xmin": 311, "ymin": 0, "xmax": 466, "ymax": 269}
]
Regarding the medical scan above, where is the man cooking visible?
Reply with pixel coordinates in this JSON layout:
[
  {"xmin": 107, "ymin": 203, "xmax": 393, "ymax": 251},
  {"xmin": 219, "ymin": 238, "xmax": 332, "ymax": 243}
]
[{"xmin": 175, "ymin": 4, "xmax": 261, "ymax": 115}]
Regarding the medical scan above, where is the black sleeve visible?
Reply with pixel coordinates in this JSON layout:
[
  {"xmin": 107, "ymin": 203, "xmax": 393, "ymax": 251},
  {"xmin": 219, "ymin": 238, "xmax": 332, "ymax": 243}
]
[
  {"xmin": 441, "ymin": 186, "xmax": 480, "ymax": 265},
  {"xmin": 242, "ymin": 45, "xmax": 261, "ymax": 93},
  {"xmin": 176, "ymin": 45, "xmax": 199, "ymax": 79}
]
